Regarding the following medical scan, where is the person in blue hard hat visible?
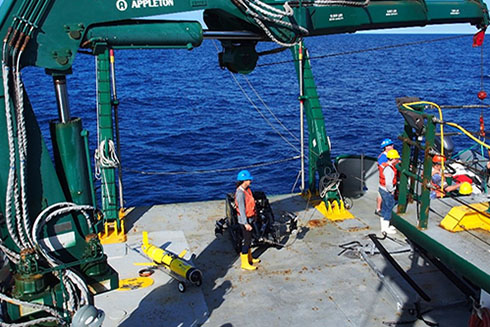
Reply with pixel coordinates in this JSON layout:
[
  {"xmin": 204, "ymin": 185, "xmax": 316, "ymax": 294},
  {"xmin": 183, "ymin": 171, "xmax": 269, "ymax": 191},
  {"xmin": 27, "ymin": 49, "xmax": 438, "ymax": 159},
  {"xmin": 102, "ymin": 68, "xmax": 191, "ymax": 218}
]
[
  {"xmin": 235, "ymin": 169, "xmax": 260, "ymax": 271},
  {"xmin": 376, "ymin": 138, "xmax": 395, "ymax": 216}
]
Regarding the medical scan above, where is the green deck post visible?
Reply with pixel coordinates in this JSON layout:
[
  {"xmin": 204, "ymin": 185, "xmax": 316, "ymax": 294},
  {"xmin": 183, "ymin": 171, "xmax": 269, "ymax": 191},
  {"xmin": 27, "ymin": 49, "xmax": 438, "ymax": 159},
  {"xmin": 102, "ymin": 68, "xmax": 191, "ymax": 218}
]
[
  {"xmin": 291, "ymin": 43, "xmax": 335, "ymax": 199},
  {"xmin": 418, "ymin": 117, "xmax": 436, "ymax": 229},
  {"xmin": 96, "ymin": 47, "xmax": 119, "ymax": 227},
  {"xmin": 397, "ymin": 129, "xmax": 412, "ymax": 213}
]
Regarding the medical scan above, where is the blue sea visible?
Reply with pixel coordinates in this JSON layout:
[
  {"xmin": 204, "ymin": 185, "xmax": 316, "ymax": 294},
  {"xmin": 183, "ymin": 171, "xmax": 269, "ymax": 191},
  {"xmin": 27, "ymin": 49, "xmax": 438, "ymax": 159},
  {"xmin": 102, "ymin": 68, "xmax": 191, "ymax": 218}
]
[{"xmin": 21, "ymin": 33, "xmax": 490, "ymax": 207}]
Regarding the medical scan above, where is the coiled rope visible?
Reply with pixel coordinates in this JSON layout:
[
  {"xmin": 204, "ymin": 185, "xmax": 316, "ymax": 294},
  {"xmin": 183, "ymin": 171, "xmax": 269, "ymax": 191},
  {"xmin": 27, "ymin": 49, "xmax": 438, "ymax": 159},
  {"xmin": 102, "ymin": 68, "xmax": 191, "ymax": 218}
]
[
  {"xmin": 237, "ymin": 0, "xmax": 370, "ymax": 47},
  {"xmin": 235, "ymin": 0, "xmax": 307, "ymax": 47}
]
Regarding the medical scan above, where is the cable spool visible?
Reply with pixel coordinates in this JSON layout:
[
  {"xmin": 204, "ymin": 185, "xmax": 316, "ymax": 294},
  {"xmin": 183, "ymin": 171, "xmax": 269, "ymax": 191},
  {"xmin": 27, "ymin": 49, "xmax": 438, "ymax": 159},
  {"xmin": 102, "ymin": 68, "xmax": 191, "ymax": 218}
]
[{"xmin": 138, "ymin": 268, "xmax": 154, "ymax": 277}]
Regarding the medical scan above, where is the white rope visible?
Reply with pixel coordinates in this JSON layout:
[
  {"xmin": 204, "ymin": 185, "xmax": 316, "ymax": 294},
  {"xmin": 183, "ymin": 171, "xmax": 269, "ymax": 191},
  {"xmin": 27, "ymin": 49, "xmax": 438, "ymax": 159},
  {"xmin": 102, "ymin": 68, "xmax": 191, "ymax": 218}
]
[
  {"xmin": 243, "ymin": 75, "xmax": 300, "ymax": 143},
  {"xmin": 312, "ymin": 0, "xmax": 370, "ymax": 7},
  {"xmin": 0, "ymin": 292, "xmax": 64, "ymax": 323},
  {"xmin": 251, "ymin": 0, "xmax": 294, "ymax": 17},
  {"xmin": 291, "ymin": 169, "xmax": 302, "ymax": 192},
  {"xmin": 94, "ymin": 139, "xmax": 120, "ymax": 179},
  {"xmin": 31, "ymin": 203, "xmax": 95, "ymax": 247},
  {"xmin": 237, "ymin": 0, "xmax": 370, "ymax": 46},
  {"xmin": 252, "ymin": 16, "xmax": 305, "ymax": 48},
  {"xmin": 0, "ymin": 317, "xmax": 61, "ymax": 327},
  {"xmin": 247, "ymin": 1, "xmax": 292, "ymax": 19},
  {"xmin": 0, "ymin": 241, "xmax": 20, "ymax": 264},
  {"xmin": 31, "ymin": 203, "xmax": 95, "ymax": 312},
  {"xmin": 13, "ymin": 49, "xmax": 31, "ymax": 249},
  {"xmin": 229, "ymin": 72, "xmax": 301, "ymax": 152},
  {"xmin": 319, "ymin": 172, "xmax": 340, "ymax": 198},
  {"xmin": 94, "ymin": 138, "xmax": 121, "ymax": 201},
  {"xmin": 64, "ymin": 269, "xmax": 90, "ymax": 306},
  {"xmin": 2, "ymin": 43, "xmax": 23, "ymax": 251},
  {"xmin": 235, "ymin": 0, "xmax": 307, "ymax": 47}
]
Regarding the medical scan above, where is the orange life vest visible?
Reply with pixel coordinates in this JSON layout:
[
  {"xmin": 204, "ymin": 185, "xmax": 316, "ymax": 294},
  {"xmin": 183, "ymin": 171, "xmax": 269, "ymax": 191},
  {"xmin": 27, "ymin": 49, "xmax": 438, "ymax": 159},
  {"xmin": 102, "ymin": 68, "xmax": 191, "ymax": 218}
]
[
  {"xmin": 377, "ymin": 151, "xmax": 388, "ymax": 183},
  {"xmin": 379, "ymin": 162, "xmax": 397, "ymax": 187},
  {"xmin": 236, "ymin": 187, "xmax": 256, "ymax": 218}
]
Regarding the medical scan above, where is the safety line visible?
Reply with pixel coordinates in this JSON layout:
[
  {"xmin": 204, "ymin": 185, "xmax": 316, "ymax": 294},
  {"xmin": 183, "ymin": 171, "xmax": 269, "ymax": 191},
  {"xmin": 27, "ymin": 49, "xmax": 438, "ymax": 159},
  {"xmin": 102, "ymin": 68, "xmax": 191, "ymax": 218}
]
[
  {"xmin": 257, "ymin": 34, "xmax": 471, "ymax": 67},
  {"xmin": 124, "ymin": 155, "xmax": 300, "ymax": 175},
  {"xmin": 211, "ymin": 40, "xmax": 301, "ymax": 154},
  {"xmin": 243, "ymin": 75, "xmax": 300, "ymax": 142}
]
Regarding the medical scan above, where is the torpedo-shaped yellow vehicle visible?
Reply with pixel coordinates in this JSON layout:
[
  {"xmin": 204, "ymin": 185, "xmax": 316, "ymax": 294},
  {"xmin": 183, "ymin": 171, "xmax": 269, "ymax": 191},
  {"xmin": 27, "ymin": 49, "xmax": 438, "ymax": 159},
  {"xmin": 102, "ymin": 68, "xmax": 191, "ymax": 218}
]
[{"xmin": 141, "ymin": 231, "xmax": 203, "ymax": 293}]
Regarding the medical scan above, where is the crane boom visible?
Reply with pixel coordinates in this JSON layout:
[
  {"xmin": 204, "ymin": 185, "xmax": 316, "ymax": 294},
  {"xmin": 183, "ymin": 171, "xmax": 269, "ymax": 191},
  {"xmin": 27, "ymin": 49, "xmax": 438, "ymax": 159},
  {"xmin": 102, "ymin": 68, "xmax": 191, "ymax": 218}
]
[
  {"xmin": 0, "ymin": 0, "xmax": 487, "ymax": 70},
  {"xmin": 0, "ymin": 0, "xmax": 488, "ymax": 324}
]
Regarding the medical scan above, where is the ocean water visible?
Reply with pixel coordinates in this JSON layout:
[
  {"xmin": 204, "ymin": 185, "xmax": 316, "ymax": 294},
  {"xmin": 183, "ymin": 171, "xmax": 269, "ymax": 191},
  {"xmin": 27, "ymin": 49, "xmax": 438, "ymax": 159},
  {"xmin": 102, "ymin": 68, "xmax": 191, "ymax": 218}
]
[{"xmin": 21, "ymin": 33, "xmax": 490, "ymax": 207}]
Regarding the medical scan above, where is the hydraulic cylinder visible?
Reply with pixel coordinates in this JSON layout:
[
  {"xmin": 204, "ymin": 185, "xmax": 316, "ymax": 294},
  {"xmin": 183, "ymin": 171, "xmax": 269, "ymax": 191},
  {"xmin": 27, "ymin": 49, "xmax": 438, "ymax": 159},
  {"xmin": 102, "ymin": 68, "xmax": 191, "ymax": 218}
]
[{"xmin": 50, "ymin": 117, "xmax": 92, "ymax": 206}]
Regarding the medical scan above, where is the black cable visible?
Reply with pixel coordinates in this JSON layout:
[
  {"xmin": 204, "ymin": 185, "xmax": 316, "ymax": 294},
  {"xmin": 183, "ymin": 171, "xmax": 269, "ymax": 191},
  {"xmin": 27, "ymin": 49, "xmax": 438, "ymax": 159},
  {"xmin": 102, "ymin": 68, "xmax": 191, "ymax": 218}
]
[{"xmin": 257, "ymin": 34, "xmax": 471, "ymax": 67}]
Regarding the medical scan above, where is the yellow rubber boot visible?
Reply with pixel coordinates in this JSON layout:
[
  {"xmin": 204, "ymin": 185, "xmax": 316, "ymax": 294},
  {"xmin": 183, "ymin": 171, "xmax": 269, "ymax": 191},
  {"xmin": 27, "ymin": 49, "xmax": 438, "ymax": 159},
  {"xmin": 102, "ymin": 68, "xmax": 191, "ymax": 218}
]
[
  {"xmin": 248, "ymin": 249, "xmax": 261, "ymax": 265},
  {"xmin": 240, "ymin": 253, "xmax": 257, "ymax": 271}
]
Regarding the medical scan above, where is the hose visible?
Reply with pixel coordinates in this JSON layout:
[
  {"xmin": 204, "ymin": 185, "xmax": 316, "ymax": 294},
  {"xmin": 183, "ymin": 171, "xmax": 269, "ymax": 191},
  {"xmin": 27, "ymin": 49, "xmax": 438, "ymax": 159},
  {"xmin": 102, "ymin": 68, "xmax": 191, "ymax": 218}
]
[{"xmin": 469, "ymin": 307, "xmax": 490, "ymax": 327}]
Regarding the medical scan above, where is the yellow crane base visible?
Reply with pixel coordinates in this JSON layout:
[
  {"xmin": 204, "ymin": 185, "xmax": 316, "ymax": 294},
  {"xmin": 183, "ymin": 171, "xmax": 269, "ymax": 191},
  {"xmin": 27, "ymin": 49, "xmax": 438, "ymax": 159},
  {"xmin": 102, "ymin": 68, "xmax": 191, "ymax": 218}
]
[
  {"xmin": 98, "ymin": 219, "xmax": 127, "ymax": 244},
  {"xmin": 440, "ymin": 202, "xmax": 490, "ymax": 232}
]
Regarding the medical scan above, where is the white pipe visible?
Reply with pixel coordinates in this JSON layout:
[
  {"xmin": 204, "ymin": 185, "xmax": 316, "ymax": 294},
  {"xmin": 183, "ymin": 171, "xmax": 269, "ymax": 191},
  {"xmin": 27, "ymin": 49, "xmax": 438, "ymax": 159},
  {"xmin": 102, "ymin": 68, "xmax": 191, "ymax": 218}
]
[{"xmin": 299, "ymin": 42, "xmax": 305, "ymax": 192}]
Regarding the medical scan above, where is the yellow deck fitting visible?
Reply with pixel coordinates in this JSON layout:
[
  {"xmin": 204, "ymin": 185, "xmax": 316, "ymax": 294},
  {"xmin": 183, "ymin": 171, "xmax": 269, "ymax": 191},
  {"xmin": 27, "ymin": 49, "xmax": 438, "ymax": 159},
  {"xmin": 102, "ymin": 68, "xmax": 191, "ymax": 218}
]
[
  {"xmin": 440, "ymin": 202, "xmax": 490, "ymax": 232},
  {"xmin": 98, "ymin": 219, "xmax": 127, "ymax": 244},
  {"xmin": 117, "ymin": 277, "xmax": 154, "ymax": 291},
  {"xmin": 315, "ymin": 199, "xmax": 354, "ymax": 221},
  {"xmin": 118, "ymin": 208, "xmax": 127, "ymax": 219}
]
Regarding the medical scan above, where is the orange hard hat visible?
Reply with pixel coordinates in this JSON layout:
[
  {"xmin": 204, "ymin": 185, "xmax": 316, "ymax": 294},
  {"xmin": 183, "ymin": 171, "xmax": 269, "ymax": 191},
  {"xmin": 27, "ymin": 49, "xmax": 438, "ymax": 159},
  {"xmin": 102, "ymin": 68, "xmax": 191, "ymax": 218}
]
[{"xmin": 432, "ymin": 155, "xmax": 445, "ymax": 163}]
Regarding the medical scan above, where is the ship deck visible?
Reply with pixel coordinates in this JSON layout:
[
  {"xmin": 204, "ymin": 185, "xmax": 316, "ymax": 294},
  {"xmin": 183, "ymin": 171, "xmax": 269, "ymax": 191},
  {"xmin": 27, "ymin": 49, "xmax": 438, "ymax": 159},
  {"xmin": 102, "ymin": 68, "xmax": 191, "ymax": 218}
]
[{"xmin": 94, "ymin": 191, "xmax": 486, "ymax": 326}]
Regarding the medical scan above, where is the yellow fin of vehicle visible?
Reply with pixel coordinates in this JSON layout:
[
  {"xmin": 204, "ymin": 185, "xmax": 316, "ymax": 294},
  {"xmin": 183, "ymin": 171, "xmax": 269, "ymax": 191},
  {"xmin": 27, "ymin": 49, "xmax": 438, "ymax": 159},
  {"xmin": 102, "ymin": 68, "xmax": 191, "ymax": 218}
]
[
  {"xmin": 178, "ymin": 249, "xmax": 187, "ymax": 258},
  {"xmin": 133, "ymin": 262, "xmax": 156, "ymax": 266}
]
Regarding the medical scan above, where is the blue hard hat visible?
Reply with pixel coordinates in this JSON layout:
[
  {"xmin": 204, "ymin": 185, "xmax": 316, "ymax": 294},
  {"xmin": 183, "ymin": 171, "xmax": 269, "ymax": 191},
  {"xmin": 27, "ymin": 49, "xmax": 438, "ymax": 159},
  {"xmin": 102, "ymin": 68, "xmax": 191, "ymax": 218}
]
[
  {"xmin": 237, "ymin": 170, "xmax": 253, "ymax": 181},
  {"xmin": 380, "ymin": 138, "xmax": 394, "ymax": 149}
]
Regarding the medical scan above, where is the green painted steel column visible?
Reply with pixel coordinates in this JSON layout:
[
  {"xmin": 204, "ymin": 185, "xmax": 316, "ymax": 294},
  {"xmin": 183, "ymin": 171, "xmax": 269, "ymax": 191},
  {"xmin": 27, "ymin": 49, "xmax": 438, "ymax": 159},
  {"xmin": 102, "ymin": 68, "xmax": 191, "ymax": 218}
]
[
  {"xmin": 419, "ymin": 117, "xmax": 436, "ymax": 229},
  {"xmin": 50, "ymin": 117, "xmax": 92, "ymax": 205},
  {"xmin": 96, "ymin": 47, "xmax": 119, "ymax": 226},
  {"xmin": 397, "ymin": 130, "xmax": 412, "ymax": 213},
  {"xmin": 291, "ymin": 43, "xmax": 334, "ymax": 197}
]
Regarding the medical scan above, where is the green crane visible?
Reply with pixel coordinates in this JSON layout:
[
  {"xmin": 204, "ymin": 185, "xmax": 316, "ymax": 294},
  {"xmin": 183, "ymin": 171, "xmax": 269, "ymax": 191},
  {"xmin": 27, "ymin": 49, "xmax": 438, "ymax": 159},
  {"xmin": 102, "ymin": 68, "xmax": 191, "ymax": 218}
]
[{"xmin": 0, "ymin": 0, "xmax": 487, "ymax": 324}]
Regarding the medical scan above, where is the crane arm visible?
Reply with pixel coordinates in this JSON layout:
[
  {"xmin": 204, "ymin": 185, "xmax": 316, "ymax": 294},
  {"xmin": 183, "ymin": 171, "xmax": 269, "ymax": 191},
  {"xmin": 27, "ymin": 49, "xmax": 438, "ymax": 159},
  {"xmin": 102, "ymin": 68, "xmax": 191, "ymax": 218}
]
[{"xmin": 0, "ymin": 0, "xmax": 487, "ymax": 71}]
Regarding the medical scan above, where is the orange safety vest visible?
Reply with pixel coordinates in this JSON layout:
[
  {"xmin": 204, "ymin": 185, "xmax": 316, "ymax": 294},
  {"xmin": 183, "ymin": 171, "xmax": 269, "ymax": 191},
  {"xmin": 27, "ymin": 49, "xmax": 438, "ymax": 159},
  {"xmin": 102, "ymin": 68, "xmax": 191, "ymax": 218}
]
[
  {"xmin": 379, "ymin": 162, "xmax": 397, "ymax": 187},
  {"xmin": 236, "ymin": 187, "xmax": 256, "ymax": 218},
  {"xmin": 377, "ymin": 152, "xmax": 387, "ymax": 183}
]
